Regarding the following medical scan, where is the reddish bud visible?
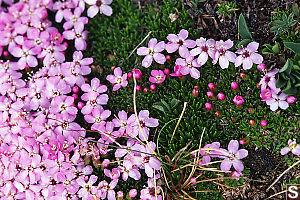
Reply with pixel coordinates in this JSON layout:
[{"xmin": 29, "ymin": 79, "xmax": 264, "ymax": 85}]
[
  {"xmin": 111, "ymin": 66, "xmax": 116, "ymax": 71},
  {"xmin": 249, "ymin": 120, "xmax": 256, "ymax": 126},
  {"xmin": 240, "ymin": 73, "xmax": 247, "ymax": 79},
  {"xmin": 194, "ymin": 85, "xmax": 200, "ymax": 90},
  {"xmin": 192, "ymin": 89, "xmax": 199, "ymax": 97},
  {"xmin": 205, "ymin": 102, "xmax": 213, "ymax": 111},
  {"xmin": 135, "ymin": 85, "xmax": 142, "ymax": 92},
  {"xmin": 287, "ymin": 96, "xmax": 296, "ymax": 104},
  {"xmin": 133, "ymin": 69, "xmax": 142, "ymax": 80},
  {"xmin": 217, "ymin": 93, "xmax": 226, "ymax": 101},
  {"xmin": 248, "ymin": 108, "xmax": 254, "ymax": 113},
  {"xmin": 72, "ymin": 86, "xmax": 79, "ymax": 93},
  {"xmin": 207, "ymin": 91, "xmax": 214, "ymax": 99},
  {"xmin": 3, "ymin": 51, "xmax": 9, "ymax": 57},
  {"xmin": 128, "ymin": 107, "xmax": 134, "ymax": 112},
  {"xmin": 239, "ymin": 138, "xmax": 247, "ymax": 145},
  {"xmin": 127, "ymin": 72, "xmax": 133, "ymax": 80},
  {"xmin": 232, "ymin": 117, "xmax": 237, "ymax": 122},
  {"xmin": 215, "ymin": 110, "xmax": 221, "ymax": 117},
  {"xmin": 260, "ymin": 120, "xmax": 267, "ymax": 127},
  {"xmin": 143, "ymin": 87, "xmax": 149, "ymax": 93},
  {"xmin": 71, "ymin": 93, "xmax": 78, "ymax": 100},
  {"xmin": 231, "ymin": 82, "xmax": 238, "ymax": 91},
  {"xmin": 77, "ymin": 102, "xmax": 85, "ymax": 109},
  {"xmin": 166, "ymin": 55, "xmax": 171, "ymax": 62},
  {"xmin": 150, "ymin": 84, "xmax": 156, "ymax": 91},
  {"xmin": 208, "ymin": 83, "xmax": 216, "ymax": 91},
  {"xmin": 84, "ymin": 77, "xmax": 89, "ymax": 82},
  {"xmin": 163, "ymin": 68, "xmax": 170, "ymax": 75}
]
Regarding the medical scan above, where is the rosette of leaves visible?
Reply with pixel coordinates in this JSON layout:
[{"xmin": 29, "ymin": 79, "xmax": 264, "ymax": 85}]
[{"xmin": 276, "ymin": 55, "xmax": 300, "ymax": 95}]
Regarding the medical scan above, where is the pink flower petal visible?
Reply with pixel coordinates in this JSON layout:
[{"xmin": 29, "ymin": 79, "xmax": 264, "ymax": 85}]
[{"xmin": 137, "ymin": 47, "xmax": 149, "ymax": 56}]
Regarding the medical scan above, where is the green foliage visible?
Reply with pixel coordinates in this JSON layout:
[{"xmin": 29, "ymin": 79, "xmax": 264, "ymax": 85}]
[
  {"xmin": 262, "ymin": 42, "xmax": 281, "ymax": 54},
  {"xmin": 270, "ymin": 7, "xmax": 300, "ymax": 42},
  {"xmin": 237, "ymin": 14, "xmax": 253, "ymax": 48},
  {"xmin": 276, "ymin": 55, "xmax": 300, "ymax": 95},
  {"xmin": 216, "ymin": 1, "xmax": 237, "ymax": 17},
  {"xmin": 284, "ymin": 41, "xmax": 300, "ymax": 53}
]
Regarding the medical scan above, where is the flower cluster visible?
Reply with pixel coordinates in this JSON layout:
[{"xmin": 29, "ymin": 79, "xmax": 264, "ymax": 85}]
[
  {"xmin": 258, "ymin": 68, "xmax": 296, "ymax": 111},
  {"xmin": 137, "ymin": 29, "xmax": 263, "ymax": 76},
  {"xmin": 0, "ymin": 0, "xmax": 163, "ymax": 199}
]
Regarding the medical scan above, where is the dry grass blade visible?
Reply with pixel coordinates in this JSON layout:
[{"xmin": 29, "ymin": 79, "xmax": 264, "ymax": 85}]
[
  {"xmin": 170, "ymin": 101, "xmax": 188, "ymax": 141},
  {"xmin": 266, "ymin": 190, "xmax": 287, "ymax": 199},
  {"xmin": 266, "ymin": 159, "xmax": 300, "ymax": 192},
  {"xmin": 126, "ymin": 31, "xmax": 152, "ymax": 60}
]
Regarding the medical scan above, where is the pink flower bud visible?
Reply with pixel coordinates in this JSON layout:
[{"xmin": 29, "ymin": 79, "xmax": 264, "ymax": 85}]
[
  {"xmin": 77, "ymin": 102, "xmax": 84, "ymax": 109},
  {"xmin": 111, "ymin": 66, "xmax": 116, "ymax": 71},
  {"xmin": 150, "ymin": 84, "xmax": 156, "ymax": 91},
  {"xmin": 91, "ymin": 65, "xmax": 95, "ymax": 69},
  {"xmin": 129, "ymin": 189, "xmax": 137, "ymax": 198},
  {"xmin": 166, "ymin": 55, "xmax": 171, "ymax": 62},
  {"xmin": 239, "ymin": 138, "xmax": 247, "ymax": 145},
  {"xmin": 127, "ymin": 72, "xmax": 133, "ymax": 80},
  {"xmin": 260, "ymin": 120, "xmax": 267, "ymax": 127},
  {"xmin": 194, "ymin": 85, "xmax": 200, "ymax": 90},
  {"xmin": 215, "ymin": 110, "xmax": 221, "ymax": 117},
  {"xmin": 72, "ymin": 86, "xmax": 79, "ymax": 93},
  {"xmin": 71, "ymin": 93, "xmax": 78, "ymax": 100},
  {"xmin": 3, "ymin": 51, "xmax": 9, "ymax": 57},
  {"xmin": 192, "ymin": 89, "xmax": 198, "ymax": 97},
  {"xmin": 207, "ymin": 91, "xmax": 214, "ymax": 99},
  {"xmin": 287, "ymin": 96, "xmax": 296, "ymax": 104},
  {"xmin": 143, "ymin": 87, "xmax": 149, "ymax": 93},
  {"xmin": 84, "ymin": 77, "xmax": 89, "ymax": 82},
  {"xmin": 190, "ymin": 177, "xmax": 197, "ymax": 184},
  {"xmin": 257, "ymin": 63, "xmax": 266, "ymax": 71},
  {"xmin": 249, "ymin": 120, "xmax": 256, "ymax": 126},
  {"xmin": 205, "ymin": 102, "xmax": 213, "ymax": 111},
  {"xmin": 240, "ymin": 73, "xmax": 247, "ymax": 80},
  {"xmin": 133, "ymin": 69, "xmax": 142, "ymax": 80},
  {"xmin": 217, "ymin": 93, "xmax": 225, "ymax": 101},
  {"xmin": 136, "ymin": 85, "xmax": 142, "ymax": 92},
  {"xmin": 164, "ymin": 68, "xmax": 170, "ymax": 75},
  {"xmin": 117, "ymin": 191, "xmax": 123, "ymax": 199},
  {"xmin": 208, "ymin": 83, "xmax": 216, "ymax": 91},
  {"xmin": 231, "ymin": 82, "xmax": 238, "ymax": 91},
  {"xmin": 233, "ymin": 95, "xmax": 244, "ymax": 106}
]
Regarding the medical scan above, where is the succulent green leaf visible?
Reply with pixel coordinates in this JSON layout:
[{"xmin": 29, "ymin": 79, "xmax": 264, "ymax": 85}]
[
  {"xmin": 292, "ymin": 3, "xmax": 300, "ymax": 17},
  {"xmin": 283, "ymin": 42, "xmax": 300, "ymax": 53},
  {"xmin": 238, "ymin": 14, "xmax": 253, "ymax": 40},
  {"xmin": 279, "ymin": 59, "xmax": 292, "ymax": 74},
  {"xmin": 282, "ymin": 80, "xmax": 297, "ymax": 95},
  {"xmin": 272, "ymin": 42, "xmax": 281, "ymax": 54}
]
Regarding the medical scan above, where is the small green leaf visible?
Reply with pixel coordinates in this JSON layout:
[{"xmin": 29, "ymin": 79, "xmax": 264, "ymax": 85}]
[
  {"xmin": 153, "ymin": 104, "xmax": 166, "ymax": 112},
  {"xmin": 283, "ymin": 42, "xmax": 300, "ymax": 53},
  {"xmin": 273, "ymin": 20, "xmax": 285, "ymax": 26},
  {"xmin": 170, "ymin": 98, "xmax": 180, "ymax": 108},
  {"xmin": 272, "ymin": 42, "xmax": 281, "ymax": 54},
  {"xmin": 238, "ymin": 14, "xmax": 253, "ymax": 40},
  {"xmin": 282, "ymin": 80, "xmax": 297, "ymax": 95},
  {"xmin": 279, "ymin": 59, "xmax": 292, "ymax": 73},
  {"xmin": 236, "ymin": 39, "xmax": 253, "ymax": 49}
]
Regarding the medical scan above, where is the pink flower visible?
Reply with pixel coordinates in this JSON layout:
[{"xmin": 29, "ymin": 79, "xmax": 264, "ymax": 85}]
[
  {"xmin": 11, "ymin": 45, "xmax": 38, "ymax": 68},
  {"xmin": 280, "ymin": 139, "xmax": 300, "ymax": 156},
  {"xmin": 119, "ymin": 162, "xmax": 141, "ymax": 181},
  {"xmin": 165, "ymin": 29, "xmax": 196, "ymax": 58},
  {"xmin": 190, "ymin": 37, "xmax": 216, "ymax": 65},
  {"xmin": 266, "ymin": 93, "xmax": 289, "ymax": 111},
  {"xmin": 233, "ymin": 95, "xmax": 244, "ymax": 106},
  {"xmin": 137, "ymin": 38, "xmax": 166, "ymax": 68},
  {"xmin": 63, "ymin": 7, "xmax": 88, "ymax": 30},
  {"xmin": 106, "ymin": 67, "xmax": 128, "ymax": 91},
  {"xmin": 219, "ymin": 140, "xmax": 248, "ymax": 172},
  {"xmin": 235, "ymin": 42, "xmax": 263, "ymax": 70},
  {"xmin": 260, "ymin": 89, "xmax": 272, "ymax": 101},
  {"xmin": 104, "ymin": 168, "xmax": 121, "ymax": 180},
  {"xmin": 77, "ymin": 175, "xmax": 98, "ymax": 199},
  {"xmin": 63, "ymin": 22, "xmax": 87, "ymax": 50},
  {"xmin": 99, "ymin": 179, "xmax": 118, "ymax": 200},
  {"xmin": 257, "ymin": 63, "xmax": 266, "ymax": 71},
  {"xmin": 132, "ymin": 110, "xmax": 159, "ymax": 141},
  {"xmin": 86, "ymin": 0, "xmax": 113, "ymax": 18},
  {"xmin": 199, "ymin": 142, "xmax": 220, "ymax": 165},
  {"xmin": 214, "ymin": 39, "xmax": 236, "ymax": 69},
  {"xmin": 175, "ymin": 54, "xmax": 201, "ymax": 79},
  {"xmin": 149, "ymin": 70, "xmax": 166, "ymax": 84},
  {"xmin": 259, "ymin": 69, "xmax": 280, "ymax": 94}
]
